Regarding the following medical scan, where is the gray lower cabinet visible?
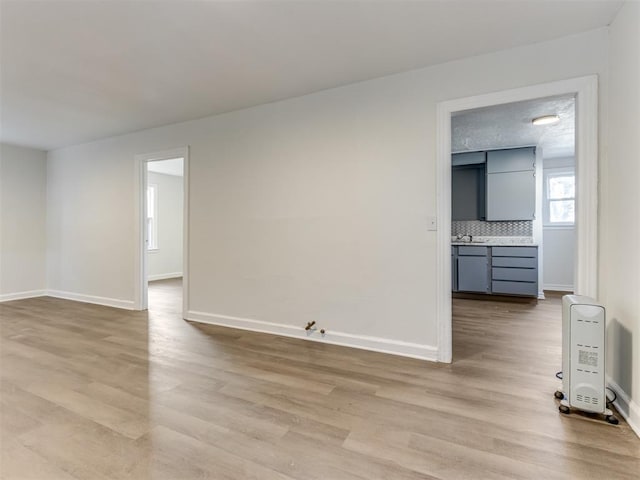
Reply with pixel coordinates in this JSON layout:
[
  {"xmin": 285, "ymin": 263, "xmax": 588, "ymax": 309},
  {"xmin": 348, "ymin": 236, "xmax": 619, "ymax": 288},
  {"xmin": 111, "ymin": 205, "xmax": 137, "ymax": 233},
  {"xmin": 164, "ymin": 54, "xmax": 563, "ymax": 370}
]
[
  {"xmin": 491, "ymin": 246, "xmax": 538, "ymax": 297},
  {"xmin": 452, "ymin": 247, "xmax": 458, "ymax": 291},
  {"xmin": 453, "ymin": 245, "xmax": 538, "ymax": 297},
  {"xmin": 456, "ymin": 246, "xmax": 489, "ymax": 293}
]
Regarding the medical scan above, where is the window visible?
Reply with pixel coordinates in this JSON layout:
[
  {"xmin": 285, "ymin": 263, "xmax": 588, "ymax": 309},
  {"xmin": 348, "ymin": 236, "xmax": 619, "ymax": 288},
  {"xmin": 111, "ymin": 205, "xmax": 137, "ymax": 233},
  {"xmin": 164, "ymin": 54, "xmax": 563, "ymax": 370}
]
[
  {"xmin": 545, "ymin": 171, "xmax": 575, "ymax": 225},
  {"xmin": 147, "ymin": 184, "xmax": 158, "ymax": 250}
]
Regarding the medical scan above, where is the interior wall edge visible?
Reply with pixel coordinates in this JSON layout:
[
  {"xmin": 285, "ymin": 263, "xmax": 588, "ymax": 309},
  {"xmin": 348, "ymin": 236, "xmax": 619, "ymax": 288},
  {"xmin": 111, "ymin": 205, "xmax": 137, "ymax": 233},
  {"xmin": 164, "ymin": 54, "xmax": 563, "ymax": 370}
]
[
  {"xmin": 148, "ymin": 272, "xmax": 183, "ymax": 282},
  {"xmin": 186, "ymin": 310, "xmax": 439, "ymax": 362},
  {"xmin": 0, "ymin": 290, "xmax": 47, "ymax": 302},
  {"xmin": 46, "ymin": 290, "xmax": 136, "ymax": 310}
]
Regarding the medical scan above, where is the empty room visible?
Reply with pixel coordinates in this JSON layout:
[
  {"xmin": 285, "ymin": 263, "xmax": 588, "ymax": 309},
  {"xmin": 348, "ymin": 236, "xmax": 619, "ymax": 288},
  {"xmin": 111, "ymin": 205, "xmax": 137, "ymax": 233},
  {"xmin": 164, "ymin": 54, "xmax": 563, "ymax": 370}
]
[{"xmin": 1, "ymin": 1, "xmax": 639, "ymax": 479}]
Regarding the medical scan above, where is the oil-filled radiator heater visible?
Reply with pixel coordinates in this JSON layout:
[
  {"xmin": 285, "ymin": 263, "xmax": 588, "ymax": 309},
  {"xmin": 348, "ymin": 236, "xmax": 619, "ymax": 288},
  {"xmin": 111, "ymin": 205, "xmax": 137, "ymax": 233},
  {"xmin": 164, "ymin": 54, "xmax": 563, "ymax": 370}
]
[{"xmin": 554, "ymin": 295, "xmax": 618, "ymax": 424}]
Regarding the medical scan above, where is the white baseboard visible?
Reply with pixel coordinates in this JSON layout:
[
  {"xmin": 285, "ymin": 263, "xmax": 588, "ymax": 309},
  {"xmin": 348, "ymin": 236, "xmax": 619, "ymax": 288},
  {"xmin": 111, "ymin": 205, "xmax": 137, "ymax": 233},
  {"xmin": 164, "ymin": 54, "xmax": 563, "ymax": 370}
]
[
  {"xmin": 543, "ymin": 284, "xmax": 574, "ymax": 292},
  {"xmin": 0, "ymin": 290, "xmax": 47, "ymax": 302},
  {"xmin": 148, "ymin": 272, "xmax": 183, "ymax": 281},
  {"xmin": 47, "ymin": 290, "xmax": 136, "ymax": 310},
  {"xmin": 606, "ymin": 375, "xmax": 640, "ymax": 439},
  {"xmin": 186, "ymin": 310, "xmax": 438, "ymax": 361}
]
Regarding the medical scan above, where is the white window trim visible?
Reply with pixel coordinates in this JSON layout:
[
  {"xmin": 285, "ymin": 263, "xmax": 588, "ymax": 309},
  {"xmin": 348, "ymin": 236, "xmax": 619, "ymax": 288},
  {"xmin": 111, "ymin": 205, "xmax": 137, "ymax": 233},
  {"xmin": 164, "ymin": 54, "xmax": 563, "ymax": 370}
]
[
  {"xmin": 543, "ymin": 224, "xmax": 575, "ymax": 231},
  {"xmin": 147, "ymin": 183, "xmax": 159, "ymax": 251},
  {"xmin": 543, "ymin": 168, "xmax": 575, "ymax": 227}
]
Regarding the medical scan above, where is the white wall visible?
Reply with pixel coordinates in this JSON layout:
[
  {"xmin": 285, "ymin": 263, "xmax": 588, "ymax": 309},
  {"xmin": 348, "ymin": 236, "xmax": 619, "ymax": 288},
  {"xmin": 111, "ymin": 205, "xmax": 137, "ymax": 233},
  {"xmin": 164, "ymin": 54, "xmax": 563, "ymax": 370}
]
[
  {"xmin": 147, "ymin": 171, "xmax": 183, "ymax": 281},
  {"xmin": 0, "ymin": 143, "xmax": 47, "ymax": 300},
  {"xmin": 542, "ymin": 156, "xmax": 575, "ymax": 291},
  {"xmin": 600, "ymin": 1, "xmax": 640, "ymax": 435},
  {"xmin": 542, "ymin": 229, "xmax": 575, "ymax": 291},
  {"xmin": 46, "ymin": 28, "xmax": 608, "ymax": 358},
  {"xmin": 46, "ymin": 142, "xmax": 137, "ymax": 307}
]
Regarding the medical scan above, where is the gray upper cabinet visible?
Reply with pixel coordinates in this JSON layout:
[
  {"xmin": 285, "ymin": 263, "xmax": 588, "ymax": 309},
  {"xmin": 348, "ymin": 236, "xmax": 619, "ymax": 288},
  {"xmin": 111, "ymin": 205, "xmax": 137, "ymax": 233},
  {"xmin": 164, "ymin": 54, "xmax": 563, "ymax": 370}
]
[
  {"xmin": 486, "ymin": 147, "xmax": 536, "ymax": 221},
  {"xmin": 452, "ymin": 151, "xmax": 485, "ymax": 167},
  {"xmin": 452, "ymin": 163, "xmax": 486, "ymax": 221},
  {"xmin": 486, "ymin": 147, "xmax": 535, "ymax": 173},
  {"xmin": 486, "ymin": 170, "xmax": 536, "ymax": 220}
]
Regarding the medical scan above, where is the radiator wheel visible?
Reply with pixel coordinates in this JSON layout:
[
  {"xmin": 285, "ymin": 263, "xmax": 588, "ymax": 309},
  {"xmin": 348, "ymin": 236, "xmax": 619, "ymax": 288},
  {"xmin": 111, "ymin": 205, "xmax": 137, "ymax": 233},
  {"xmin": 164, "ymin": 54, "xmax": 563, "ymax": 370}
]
[{"xmin": 606, "ymin": 415, "xmax": 619, "ymax": 425}]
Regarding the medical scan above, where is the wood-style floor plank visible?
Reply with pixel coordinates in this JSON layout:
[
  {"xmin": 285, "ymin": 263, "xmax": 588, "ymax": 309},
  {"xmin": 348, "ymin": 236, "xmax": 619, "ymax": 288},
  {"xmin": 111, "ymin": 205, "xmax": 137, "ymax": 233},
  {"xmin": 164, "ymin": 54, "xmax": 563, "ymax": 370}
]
[{"xmin": 1, "ymin": 280, "xmax": 638, "ymax": 479}]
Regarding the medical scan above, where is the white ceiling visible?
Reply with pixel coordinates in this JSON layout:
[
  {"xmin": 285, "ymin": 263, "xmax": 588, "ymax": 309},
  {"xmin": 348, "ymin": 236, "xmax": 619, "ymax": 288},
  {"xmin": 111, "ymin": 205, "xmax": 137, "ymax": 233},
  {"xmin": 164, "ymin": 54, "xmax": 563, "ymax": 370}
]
[
  {"xmin": 452, "ymin": 94, "xmax": 576, "ymax": 159},
  {"xmin": 147, "ymin": 158, "xmax": 184, "ymax": 177},
  {"xmin": 0, "ymin": 0, "xmax": 622, "ymax": 150}
]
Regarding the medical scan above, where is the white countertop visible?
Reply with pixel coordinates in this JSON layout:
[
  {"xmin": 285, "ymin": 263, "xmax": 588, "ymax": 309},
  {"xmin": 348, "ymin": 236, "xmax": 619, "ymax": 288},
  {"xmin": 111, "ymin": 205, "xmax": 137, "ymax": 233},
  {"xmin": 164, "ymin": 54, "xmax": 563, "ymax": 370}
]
[{"xmin": 451, "ymin": 236, "xmax": 537, "ymax": 247}]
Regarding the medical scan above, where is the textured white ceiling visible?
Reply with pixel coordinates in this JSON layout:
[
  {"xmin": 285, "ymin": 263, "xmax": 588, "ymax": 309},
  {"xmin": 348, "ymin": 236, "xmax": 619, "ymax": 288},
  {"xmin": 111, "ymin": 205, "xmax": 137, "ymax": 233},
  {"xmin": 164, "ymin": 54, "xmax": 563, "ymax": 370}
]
[
  {"xmin": 0, "ymin": 0, "xmax": 621, "ymax": 150},
  {"xmin": 452, "ymin": 95, "xmax": 576, "ymax": 159},
  {"xmin": 147, "ymin": 158, "xmax": 184, "ymax": 177}
]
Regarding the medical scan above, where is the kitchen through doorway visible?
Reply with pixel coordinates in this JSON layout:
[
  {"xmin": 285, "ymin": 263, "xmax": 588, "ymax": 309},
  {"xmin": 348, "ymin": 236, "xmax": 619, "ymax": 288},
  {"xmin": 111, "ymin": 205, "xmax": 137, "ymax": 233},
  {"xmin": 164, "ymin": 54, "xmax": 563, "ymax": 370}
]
[
  {"xmin": 435, "ymin": 76, "xmax": 599, "ymax": 364},
  {"xmin": 450, "ymin": 94, "xmax": 576, "ymax": 361}
]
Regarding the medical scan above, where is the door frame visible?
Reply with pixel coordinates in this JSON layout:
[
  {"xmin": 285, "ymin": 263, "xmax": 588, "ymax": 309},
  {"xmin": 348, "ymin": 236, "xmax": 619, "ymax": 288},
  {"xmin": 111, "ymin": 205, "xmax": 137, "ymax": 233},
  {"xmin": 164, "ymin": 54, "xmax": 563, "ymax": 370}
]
[
  {"xmin": 436, "ymin": 75, "xmax": 598, "ymax": 363},
  {"xmin": 134, "ymin": 146, "xmax": 190, "ymax": 316}
]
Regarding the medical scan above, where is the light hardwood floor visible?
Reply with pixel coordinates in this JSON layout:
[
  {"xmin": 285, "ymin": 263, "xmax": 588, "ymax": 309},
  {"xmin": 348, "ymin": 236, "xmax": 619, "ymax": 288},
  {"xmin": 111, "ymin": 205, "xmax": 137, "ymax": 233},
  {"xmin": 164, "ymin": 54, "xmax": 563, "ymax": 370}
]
[{"xmin": 1, "ymin": 280, "xmax": 638, "ymax": 479}]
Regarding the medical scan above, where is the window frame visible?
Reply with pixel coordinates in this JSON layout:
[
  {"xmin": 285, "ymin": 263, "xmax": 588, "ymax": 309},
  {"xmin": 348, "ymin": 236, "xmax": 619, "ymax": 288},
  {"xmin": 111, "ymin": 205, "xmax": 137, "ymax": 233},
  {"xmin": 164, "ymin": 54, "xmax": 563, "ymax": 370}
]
[
  {"xmin": 146, "ymin": 183, "xmax": 159, "ymax": 251},
  {"xmin": 543, "ymin": 168, "xmax": 575, "ymax": 227}
]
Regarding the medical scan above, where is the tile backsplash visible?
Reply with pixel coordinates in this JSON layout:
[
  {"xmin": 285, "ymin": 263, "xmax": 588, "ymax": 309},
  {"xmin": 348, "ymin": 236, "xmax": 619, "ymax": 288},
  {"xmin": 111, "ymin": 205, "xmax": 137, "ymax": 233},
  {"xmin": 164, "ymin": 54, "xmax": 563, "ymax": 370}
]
[{"xmin": 452, "ymin": 220, "xmax": 532, "ymax": 237}]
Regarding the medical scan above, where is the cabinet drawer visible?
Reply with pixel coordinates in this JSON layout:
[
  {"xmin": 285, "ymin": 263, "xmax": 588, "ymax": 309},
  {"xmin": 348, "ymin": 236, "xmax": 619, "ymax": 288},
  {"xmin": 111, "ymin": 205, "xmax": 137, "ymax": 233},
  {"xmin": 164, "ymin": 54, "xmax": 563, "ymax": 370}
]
[
  {"xmin": 457, "ymin": 246, "xmax": 488, "ymax": 256},
  {"xmin": 492, "ymin": 280, "xmax": 538, "ymax": 296},
  {"xmin": 492, "ymin": 246, "xmax": 537, "ymax": 258},
  {"xmin": 492, "ymin": 267, "xmax": 537, "ymax": 282},
  {"xmin": 492, "ymin": 256, "xmax": 537, "ymax": 268}
]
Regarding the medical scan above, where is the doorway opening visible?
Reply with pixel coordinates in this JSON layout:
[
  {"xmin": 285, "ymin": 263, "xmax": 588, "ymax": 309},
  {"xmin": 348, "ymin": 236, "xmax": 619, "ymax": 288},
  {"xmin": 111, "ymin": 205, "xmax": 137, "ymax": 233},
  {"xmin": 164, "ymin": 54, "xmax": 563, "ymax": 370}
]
[
  {"xmin": 449, "ymin": 94, "xmax": 576, "ymax": 363},
  {"xmin": 436, "ymin": 76, "xmax": 598, "ymax": 363},
  {"xmin": 135, "ymin": 147, "xmax": 189, "ymax": 316}
]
